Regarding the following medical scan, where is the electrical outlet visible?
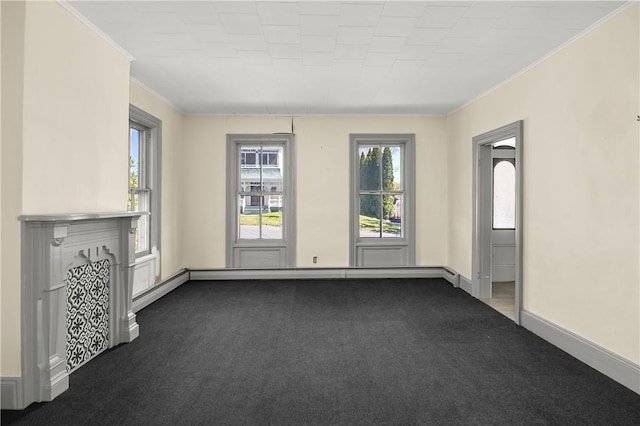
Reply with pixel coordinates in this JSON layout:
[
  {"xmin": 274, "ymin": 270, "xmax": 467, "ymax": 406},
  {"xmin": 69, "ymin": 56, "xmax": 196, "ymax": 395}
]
[{"xmin": 313, "ymin": 256, "xmax": 318, "ymax": 264}]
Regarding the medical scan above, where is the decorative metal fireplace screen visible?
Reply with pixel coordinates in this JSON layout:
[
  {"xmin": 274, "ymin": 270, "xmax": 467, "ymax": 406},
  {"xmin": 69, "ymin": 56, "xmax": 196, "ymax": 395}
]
[{"xmin": 66, "ymin": 259, "xmax": 110, "ymax": 372}]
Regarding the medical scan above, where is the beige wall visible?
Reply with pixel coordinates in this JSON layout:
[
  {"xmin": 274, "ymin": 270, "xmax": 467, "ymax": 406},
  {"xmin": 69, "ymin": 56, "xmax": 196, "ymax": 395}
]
[
  {"xmin": 1, "ymin": 0, "xmax": 26, "ymax": 377},
  {"xmin": 0, "ymin": 0, "xmax": 3, "ymax": 301},
  {"xmin": 129, "ymin": 82, "xmax": 185, "ymax": 280},
  {"xmin": 447, "ymin": 4, "xmax": 639, "ymax": 363},
  {"xmin": 21, "ymin": 2, "xmax": 130, "ymax": 214},
  {"xmin": 0, "ymin": 1, "xmax": 131, "ymax": 376},
  {"xmin": 0, "ymin": 0, "xmax": 3, "ymax": 314},
  {"xmin": 182, "ymin": 116, "xmax": 290, "ymax": 268},
  {"xmin": 182, "ymin": 116, "xmax": 447, "ymax": 268}
]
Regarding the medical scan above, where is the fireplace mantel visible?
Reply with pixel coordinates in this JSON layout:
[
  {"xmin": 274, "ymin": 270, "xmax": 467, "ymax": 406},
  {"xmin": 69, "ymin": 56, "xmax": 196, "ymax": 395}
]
[
  {"xmin": 20, "ymin": 211, "xmax": 142, "ymax": 222},
  {"xmin": 20, "ymin": 212, "xmax": 141, "ymax": 406}
]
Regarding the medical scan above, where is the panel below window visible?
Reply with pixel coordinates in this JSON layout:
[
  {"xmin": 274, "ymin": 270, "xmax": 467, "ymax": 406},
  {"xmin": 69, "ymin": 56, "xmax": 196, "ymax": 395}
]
[
  {"xmin": 233, "ymin": 247, "xmax": 286, "ymax": 268},
  {"xmin": 357, "ymin": 246, "xmax": 409, "ymax": 267}
]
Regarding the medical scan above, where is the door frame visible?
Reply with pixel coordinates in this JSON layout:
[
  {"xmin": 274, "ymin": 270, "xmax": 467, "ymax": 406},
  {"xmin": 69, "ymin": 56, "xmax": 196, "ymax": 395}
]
[{"xmin": 472, "ymin": 121, "xmax": 523, "ymax": 324}]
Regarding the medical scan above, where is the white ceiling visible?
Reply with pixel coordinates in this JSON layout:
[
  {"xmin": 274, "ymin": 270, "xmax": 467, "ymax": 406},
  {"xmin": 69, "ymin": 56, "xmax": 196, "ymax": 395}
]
[{"xmin": 66, "ymin": 1, "xmax": 627, "ymax": 115}]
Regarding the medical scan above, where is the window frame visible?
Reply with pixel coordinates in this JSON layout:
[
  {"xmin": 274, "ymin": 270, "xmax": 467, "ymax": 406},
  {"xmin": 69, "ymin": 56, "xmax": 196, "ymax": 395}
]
[
  {"xmin": 226, "ymin": 134, "xmax": 296, "ymax": 268},
  {"xmin": 129, "ymin": 105, "xmax": 161, "ymax": 261},
  {"xmin": 350, "ymin": 134, "xmax": 415, "ymax": 267}
]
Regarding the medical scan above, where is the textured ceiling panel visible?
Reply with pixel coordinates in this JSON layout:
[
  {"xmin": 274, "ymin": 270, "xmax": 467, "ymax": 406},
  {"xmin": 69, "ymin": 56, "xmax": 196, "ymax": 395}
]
[{"xmin": 67, "ymin": 1, "xmax": 628, "ymax": 115}]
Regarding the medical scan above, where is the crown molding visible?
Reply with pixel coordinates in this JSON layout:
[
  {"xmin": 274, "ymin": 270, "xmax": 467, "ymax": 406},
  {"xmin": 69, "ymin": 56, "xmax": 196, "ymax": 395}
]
[
  {"xmin": 56, "ymin": 0, "xmax": 135, "ymax": 62},
  {"xmin": 448, "ymin": 1, "xmax": 637, "ymax": 116}
]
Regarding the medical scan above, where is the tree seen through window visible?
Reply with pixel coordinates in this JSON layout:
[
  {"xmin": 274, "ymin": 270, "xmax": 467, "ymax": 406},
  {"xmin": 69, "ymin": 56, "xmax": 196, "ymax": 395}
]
[{"xmin": 358, "ymin": 145, "xmax": 402, "ymax": 238}]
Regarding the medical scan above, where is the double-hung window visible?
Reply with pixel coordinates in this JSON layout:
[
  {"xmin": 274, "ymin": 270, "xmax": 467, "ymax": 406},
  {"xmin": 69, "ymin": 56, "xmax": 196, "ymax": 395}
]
[
  {"xmin": 128, "ymin": 105, "xmax": 162, "ymax": 295},
  {"xmin": 358, "ymin": 144, "xmax": 404, "ymax": 238},
  {"xmin": 237, "ymin": 145, "xmax": 284, "ymax": 240},
  {"xmin": 351, "ymin": 134, "xmax": 415, "ymax": 267},
  {"xmin": 129, "ymin": 122, "xmax": 151, "ymax": 255},
  {"xmin": 127, "ymin": 105, "xmax": 161, "ymax": 273}
]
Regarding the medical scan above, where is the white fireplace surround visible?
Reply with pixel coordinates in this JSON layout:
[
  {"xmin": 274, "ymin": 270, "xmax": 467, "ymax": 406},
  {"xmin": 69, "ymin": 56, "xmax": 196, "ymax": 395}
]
[{"xmin": 20, "ymin": 212, "xmax": 141, "ymax": 406}]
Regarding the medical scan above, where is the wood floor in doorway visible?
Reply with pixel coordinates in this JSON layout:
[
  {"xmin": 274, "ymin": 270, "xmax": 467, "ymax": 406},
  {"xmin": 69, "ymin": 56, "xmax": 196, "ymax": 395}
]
[{"xmin": 482, "ymin": 281, "xmax": 515, "ymax": 321}]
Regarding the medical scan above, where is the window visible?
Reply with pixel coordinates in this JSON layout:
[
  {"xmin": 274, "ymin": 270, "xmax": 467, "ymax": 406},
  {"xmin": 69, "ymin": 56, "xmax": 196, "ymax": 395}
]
[
  {"xmin": 238, "ymin": 145, "xmax": 284, "ymax": 240},
  {"xmin": 241, "ymin": 149, "xmax": 279, "ymax": 167},
  {"xmin": 128, "ymin": 105, "xmax": 161, "ymax": 262},
  {"xmin": 493, "ymin": 159, "xmax": 516, "ymax": 229},
  {"xmin": 262, "ymin": 150, "xmax": 279, "ymax": 167},
  {"xmin": 128, "ymin": 122, "xmax": 151, "ymax": 255},
  {"xmin": 358, "ymin": 145, "xmax": 403, "ymax": 238},
  {"xmin": 226, "ymin": 134, "xmax": 295, "ymax": 268},
  {"xmin": 350, "ymin": 134, "xmax": 415, "ymax": 267},
  {"xmin": 493, "ymin": 137, "xmax": 516, "ymax": 148},
  {"xmin": 240, "ymin": 151, "xmax": 255, "ymax": 166}
]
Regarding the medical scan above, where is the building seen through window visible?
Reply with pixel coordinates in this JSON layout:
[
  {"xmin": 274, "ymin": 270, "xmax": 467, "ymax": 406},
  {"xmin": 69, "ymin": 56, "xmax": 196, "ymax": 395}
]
[{"xmin": 238, "ymin": 146, "xmax": 284, "ymax": 239}]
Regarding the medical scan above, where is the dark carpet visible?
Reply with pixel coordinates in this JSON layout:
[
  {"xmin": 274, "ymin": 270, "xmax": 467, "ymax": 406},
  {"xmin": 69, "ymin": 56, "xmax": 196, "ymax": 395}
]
[{"xmin": 3, "ymin": 278, "xmax": 639, "ymax": 425}]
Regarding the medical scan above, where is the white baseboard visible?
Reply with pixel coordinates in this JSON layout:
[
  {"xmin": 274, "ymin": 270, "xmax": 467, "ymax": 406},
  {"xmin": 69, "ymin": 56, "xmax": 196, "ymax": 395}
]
[
  {"xmin": 132, "ymin": 269, "xmax": 190, "ymax": 313},
  {"xmin": 1, "ymin": 376, "xmax": 23, "ymax": 410},
  {"xmin": 442, "ymin": 268, "xmax": 458, "ymax": 286},
  {"xmin": 345, "ymin": 267, "xmax": 445, "ymax": 279},
  {"xmin": 191, "ymin": 268, "xmax": 343, "ymax": 280},
  {"xmin": 459, "ymin": 274, "xmax": 472, "ymax": 295},
  {"xmin": 521, "ymin": 310, "xmax": 640, "ymax": 395},
  {"xmin": 189, "ymin": 267, "xmax": 449, "ymax": 281}
]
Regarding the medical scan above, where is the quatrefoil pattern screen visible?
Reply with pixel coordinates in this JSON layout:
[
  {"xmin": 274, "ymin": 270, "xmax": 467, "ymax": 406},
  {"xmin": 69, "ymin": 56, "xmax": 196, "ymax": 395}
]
[{"xmin": 65, "ymin": 259, "xmax": 110, "ymax": 372}]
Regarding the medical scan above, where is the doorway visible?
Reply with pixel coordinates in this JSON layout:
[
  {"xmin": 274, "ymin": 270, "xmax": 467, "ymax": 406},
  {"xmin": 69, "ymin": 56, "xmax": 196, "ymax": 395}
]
[{"xmin": 472, "ymin": 121, "xmax": 523, "ymax": 324}]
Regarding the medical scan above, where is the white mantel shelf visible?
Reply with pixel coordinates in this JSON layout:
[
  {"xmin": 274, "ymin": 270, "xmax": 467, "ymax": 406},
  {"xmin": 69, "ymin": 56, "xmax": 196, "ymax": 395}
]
[{"xmin": 20, "ymin": 211, "xmax": 143, "ymax": 222}]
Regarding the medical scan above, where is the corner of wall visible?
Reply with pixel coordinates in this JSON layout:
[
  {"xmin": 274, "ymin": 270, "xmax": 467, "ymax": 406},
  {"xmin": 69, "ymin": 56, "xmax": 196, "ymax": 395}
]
[
  {"xmin": 442, "ymin": 2, "xmax": 640, "ymax": 367},
  {"xmin": 129, "ymin": 79, "xmax": 187, "ymax": 281},
  {"xmin": 443, "ymin": 114, "xmax": 452, "ymax": 270}
]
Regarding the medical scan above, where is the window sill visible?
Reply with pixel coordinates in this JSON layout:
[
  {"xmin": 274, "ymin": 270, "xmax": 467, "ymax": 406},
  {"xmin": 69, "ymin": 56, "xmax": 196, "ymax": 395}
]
[
  {"xmin": 355, "ymin": 238, "xmax": 409, "ymax": 246},
  {"xmin": 134, "ymin": 253, "xmax": 156, "ymax": 265}
]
